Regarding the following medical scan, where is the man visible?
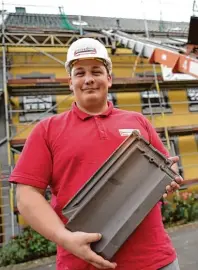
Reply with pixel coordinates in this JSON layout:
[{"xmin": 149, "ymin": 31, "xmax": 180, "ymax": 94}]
[{"xmin": 10, "ymin": 38, "xmax": 182, "ymax": 270}]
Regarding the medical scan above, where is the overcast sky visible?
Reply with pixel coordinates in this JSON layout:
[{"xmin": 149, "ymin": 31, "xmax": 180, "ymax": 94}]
[{"xmin": 3, "ymin": 0, "xmax": 197, "ymax": 22}]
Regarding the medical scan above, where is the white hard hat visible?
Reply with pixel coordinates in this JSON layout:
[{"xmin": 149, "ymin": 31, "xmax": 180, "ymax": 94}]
[{"xmin": 65, "ymin": 38, "xmax": 112, "ymax": 74}]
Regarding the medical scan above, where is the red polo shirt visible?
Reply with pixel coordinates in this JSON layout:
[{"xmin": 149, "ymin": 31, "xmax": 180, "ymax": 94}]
[{"xmin": 10, "ymin": 102, "xmax": 176, "ymax": 270}]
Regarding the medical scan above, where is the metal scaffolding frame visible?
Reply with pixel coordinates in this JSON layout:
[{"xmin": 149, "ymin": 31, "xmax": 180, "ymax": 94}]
[
  {"xmin": 0, "ymin": 31, "xmax": 113, "ymax": 47},
  {"xmin": 1, "ymin": 7, "xmax": 198, "ymax": 165},
  {"xmin": 1, "ymin": 4, "xmax": 198, "ymax": 243}
]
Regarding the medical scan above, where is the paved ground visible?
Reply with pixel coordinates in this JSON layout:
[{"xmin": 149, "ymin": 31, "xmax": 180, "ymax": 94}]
[
  {"xmin": 169, "ymin": 226, "xmax": 198, "ymax": 270},
  {"xmin": 31, "ymin": 225, "xmax": 198, "ymax": 270}
]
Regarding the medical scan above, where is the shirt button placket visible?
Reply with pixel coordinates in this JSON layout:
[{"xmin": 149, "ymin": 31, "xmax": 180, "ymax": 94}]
[{"xmin": 95, "ymin": 117, "xmax": 107, "ymax": 139}]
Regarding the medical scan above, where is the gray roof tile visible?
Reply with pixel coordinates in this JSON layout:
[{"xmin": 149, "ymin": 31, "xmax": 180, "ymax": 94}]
[{"xmin": 4, "ymin": 12, "xmax": 189, "ymax": 34}]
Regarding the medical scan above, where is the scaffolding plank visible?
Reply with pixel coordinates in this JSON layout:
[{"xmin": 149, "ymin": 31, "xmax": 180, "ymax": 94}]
[{"xmin": 8, "ymin": 78, "xmax": 198, "ymax": 96}]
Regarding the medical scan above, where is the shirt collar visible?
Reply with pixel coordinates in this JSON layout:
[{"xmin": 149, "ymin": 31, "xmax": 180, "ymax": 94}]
[{"xmin": 72, "ymin": 101, "xmax": 113, "ymax": 120}]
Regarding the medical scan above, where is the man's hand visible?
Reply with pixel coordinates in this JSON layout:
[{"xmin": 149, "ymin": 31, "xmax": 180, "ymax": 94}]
[
  {"xmin": 63, "ymin": 231, "xmax": 117, "ymax": 269},
  {"xmin": 163, "ymin": 156, "xmax": 183, "ymax": 198}
]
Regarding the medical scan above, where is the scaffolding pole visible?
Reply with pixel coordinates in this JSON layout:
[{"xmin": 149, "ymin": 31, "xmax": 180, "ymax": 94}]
[
  {"xmin": 152, "ymin": 64, "xmax": 171, "ymax": 150},
  {"xmin": 1, "ymin": 1, "xmax": 15, "ymax": 237}
]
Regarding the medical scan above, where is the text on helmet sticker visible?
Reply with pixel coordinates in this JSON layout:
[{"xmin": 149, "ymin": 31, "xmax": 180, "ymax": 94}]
[{"xmin": 74, "ymin": 47, "xmax": 97, "ymax": 56}]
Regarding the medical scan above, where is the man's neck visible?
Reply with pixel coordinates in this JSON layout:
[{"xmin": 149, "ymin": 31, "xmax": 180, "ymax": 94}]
[{"xmin": 76, "ymin": 102, "xmax": 108, "ymax": 115}]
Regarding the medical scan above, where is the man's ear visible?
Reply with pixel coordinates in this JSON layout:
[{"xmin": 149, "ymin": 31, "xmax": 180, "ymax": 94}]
[
  {"xmin": 108, "ymin": 74, "xmax": 112, "ymax": 88},
  {"xmin": 68, "ymin": 77, "xmax": 73, "ymax": 92}
]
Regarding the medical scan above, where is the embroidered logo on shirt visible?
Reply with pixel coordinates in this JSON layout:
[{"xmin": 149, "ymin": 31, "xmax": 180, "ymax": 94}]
[{"xmin": 119, "ymin": 129, "xmax": 141, "ymax": 136}]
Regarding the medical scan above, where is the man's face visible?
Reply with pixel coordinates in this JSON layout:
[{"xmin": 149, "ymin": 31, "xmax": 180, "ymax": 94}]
[{"xmin": 69, "ymin": 59, "xmax": 112, "ymax": 110}]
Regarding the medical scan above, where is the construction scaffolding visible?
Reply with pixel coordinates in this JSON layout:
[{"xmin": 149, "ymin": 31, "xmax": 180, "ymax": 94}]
[{"xmin": 1, "ymin": 2, "xmax": 198, "ymax": 244}]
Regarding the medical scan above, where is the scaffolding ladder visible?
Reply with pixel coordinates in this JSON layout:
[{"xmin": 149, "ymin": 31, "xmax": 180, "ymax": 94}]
[{"xmin": 103, "ymin": 30, "xmax": 198, "ymax": 79}]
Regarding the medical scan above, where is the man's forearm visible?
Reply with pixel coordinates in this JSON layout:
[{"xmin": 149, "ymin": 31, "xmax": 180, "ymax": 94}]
[{"xmin": 16, "ymin": 184, "xmax": 72, "ymax": 247}]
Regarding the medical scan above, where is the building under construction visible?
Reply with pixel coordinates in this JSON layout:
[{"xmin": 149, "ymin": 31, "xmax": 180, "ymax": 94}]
[{"xmin": 1, "ymin": 5, "xmax": 198, "ymax": 244}]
